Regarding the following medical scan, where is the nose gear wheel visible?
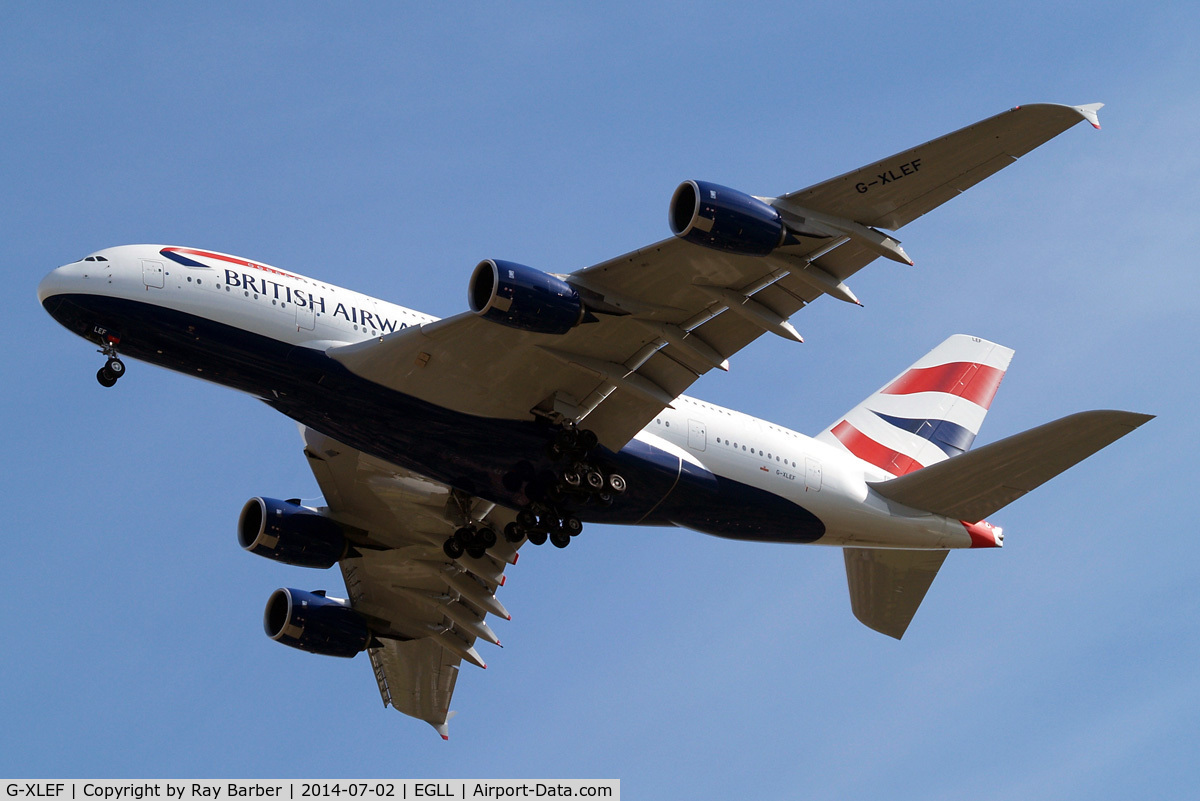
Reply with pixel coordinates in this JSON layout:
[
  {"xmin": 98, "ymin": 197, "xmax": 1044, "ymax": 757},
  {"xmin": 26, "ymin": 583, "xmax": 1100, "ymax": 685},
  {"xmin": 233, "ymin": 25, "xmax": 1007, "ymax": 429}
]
[{"xmin": 95, "ymin": 338, "xmax": 126, "ymax": 388}]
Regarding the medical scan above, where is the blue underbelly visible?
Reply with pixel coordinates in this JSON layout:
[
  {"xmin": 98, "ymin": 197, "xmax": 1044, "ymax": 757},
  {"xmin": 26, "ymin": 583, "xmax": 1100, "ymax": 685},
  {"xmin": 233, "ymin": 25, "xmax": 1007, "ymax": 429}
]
[{"xmin": 44, "ymin": 293, "xmax": 825, "ymax": 543}]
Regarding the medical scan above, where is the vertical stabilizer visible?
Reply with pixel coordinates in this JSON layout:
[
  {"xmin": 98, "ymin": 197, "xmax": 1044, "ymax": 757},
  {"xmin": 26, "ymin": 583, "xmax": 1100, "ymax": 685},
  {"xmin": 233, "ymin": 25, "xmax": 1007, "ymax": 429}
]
[{"xmin": 816, "ymin": 334, "xmax": 1014, "ymax": 476}]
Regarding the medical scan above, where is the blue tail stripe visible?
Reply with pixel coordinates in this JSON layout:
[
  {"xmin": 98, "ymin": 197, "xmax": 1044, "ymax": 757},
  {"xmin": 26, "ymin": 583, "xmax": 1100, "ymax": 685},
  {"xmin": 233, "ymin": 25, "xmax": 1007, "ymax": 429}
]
[{"xmin": 871, "ymin": 412, "xmax": 976, "ymax": 457}]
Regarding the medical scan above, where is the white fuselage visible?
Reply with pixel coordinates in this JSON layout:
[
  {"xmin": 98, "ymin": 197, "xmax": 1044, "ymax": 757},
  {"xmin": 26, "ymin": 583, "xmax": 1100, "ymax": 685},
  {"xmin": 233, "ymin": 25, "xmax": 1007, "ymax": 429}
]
[{"xmin": 39, "ymin": 244, "xmax": 983, "ymax": 551}]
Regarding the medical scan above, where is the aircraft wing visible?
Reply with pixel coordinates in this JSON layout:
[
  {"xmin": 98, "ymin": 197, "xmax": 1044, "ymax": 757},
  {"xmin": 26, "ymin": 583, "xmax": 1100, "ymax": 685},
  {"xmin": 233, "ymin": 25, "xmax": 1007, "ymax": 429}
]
[
  {"xmin": 299, "ymin": 425, "xmax": 517, "ymax": 739},
  {"xmin": 330, "ymin": 103, "xmax": 1101, "ymax": 452}
]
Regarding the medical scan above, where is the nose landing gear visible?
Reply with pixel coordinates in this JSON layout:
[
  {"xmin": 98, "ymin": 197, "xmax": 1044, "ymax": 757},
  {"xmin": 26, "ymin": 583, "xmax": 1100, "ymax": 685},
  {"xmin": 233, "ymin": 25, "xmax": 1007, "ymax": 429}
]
[
  {"xmin": 96, "ymin": 356, "xmax": 125, "ymax": 388},
  {"xmin": 94, "ymin": 334, "xmax": 126, "ymax": 388}
]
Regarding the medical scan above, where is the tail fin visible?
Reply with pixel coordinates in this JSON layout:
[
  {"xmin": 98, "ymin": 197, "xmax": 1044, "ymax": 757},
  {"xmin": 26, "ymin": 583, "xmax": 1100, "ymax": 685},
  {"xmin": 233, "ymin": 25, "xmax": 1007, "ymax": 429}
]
[{"xmin": 816, "ymin": 334, "xmax": 1014, "ymax": 476}]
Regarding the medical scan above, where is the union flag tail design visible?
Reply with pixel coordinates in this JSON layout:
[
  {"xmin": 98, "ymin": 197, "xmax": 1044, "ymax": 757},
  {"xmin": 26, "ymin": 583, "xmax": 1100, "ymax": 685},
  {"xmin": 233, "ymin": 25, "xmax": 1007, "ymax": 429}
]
[{"xmin": 816, "ymin": 335, "xmax": 1014, "ymax": 477}]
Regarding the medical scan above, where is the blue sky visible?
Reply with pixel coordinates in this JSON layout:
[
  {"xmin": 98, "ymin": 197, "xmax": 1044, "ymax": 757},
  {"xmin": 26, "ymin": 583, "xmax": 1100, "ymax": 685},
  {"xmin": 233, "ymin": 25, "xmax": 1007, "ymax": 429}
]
[{"xmin": 2, "ymin": 1, "xmax": 1197, "ymax": 796}]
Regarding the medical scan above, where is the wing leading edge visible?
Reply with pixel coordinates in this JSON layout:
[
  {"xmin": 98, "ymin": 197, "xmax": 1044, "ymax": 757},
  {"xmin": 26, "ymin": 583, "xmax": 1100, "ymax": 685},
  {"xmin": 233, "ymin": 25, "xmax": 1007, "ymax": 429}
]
[{"xmin": 330, "ymin": 103, "xmax": 1102, "ymax": 452}]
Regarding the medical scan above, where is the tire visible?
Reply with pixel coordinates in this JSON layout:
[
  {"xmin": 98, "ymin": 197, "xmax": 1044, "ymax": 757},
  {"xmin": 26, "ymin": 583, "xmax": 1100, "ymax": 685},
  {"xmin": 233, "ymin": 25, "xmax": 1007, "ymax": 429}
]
[
  {"xmin": 577, "ymin": 429, "xmax": 598, "ymax": 452},
  {"xmin": 554, "ymin": 428, "xmax": 577, "ymax": 451},
  {"xmin": 549, "ymin": 530, "xmax": 571, "ymax": 548},
  {"xmin": 96, "ymin": 368, "xmax": 116, "ymax": 388},
  {"xmin": 504, "ymin": 522, "xmax": 524, "ymax": 543},
  {"xmin": 455, "ymin": 526, "xmax": 476, "ymax": 547},
  {"xmin": 466, "ymin": 546, "xmax": 486, "ymax": 560},
  {"xmin": 443, "ymin": 538, "xmax": 465, "ymax": 559},
  {"xmin": 564, "ymin": 517, "xmax": 583, "ymax": 536},
  {"xmin": 563, "ymin": 471, "xmax": 581, "ymax": 487},
  {"xmin": 608, "ymin": 473, "xmax": 627, "ymax": 493},
  {"xmin": 478, "ymin": 527, "xmax": 497, "ymax": 549},
  {"xmin": 517, "ymin": 509, "xmax": 537, "ymax": 528},
  {"xmin": 106, "ymin": 358, "xmax": 125, "ymax": 376},
  {"xmin": 527, "ymin": 529, "xmax": 548, "ymax": 546},
  {"xmin": 586, "ymin": 470, "xmax": 604, "ymax": 490}
]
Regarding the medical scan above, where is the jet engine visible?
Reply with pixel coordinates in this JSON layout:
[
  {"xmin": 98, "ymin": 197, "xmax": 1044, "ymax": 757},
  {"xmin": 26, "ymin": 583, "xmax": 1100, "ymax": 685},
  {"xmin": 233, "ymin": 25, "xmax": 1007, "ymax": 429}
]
[
  {"xmin": 263, "ymin": 587, "xmax": 371, "ymax": 658},
  {"xmin": 669, "ymin": 180, "xmax": 788, "ymax": 255},
  {"xmin": 238, "ymin": 497, "xmax": 347, "ymax": 569},
  {"xmin": 468, "ymin": 259, "xmax": 586, "ymax": 335}
]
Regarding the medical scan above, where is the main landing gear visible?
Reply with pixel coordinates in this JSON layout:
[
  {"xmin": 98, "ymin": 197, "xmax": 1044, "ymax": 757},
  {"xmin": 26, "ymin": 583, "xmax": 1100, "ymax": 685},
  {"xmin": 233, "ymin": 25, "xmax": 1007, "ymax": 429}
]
[
  {"xmin": 96, "ymin": 341, "xmax": 126, "ymax": 388},
  {"xmin": 442, "ymin": 523, "xmax": 498, "ymax": 560},
  {"xmin": 506, "ymin": 426, "xmax": 625, "ymax": 550},
  {"xmin": 440, "ymin": 425, "xmax": 627, "ymax": 560}
]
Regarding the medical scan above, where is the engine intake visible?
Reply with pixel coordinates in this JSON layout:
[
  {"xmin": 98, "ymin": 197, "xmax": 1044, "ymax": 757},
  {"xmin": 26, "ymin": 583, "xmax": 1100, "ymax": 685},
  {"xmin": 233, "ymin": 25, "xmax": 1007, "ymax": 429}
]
[
  {"xmin": 468, "ymin": 259, "xmax": 585, "ymax": 335},
  {"xmin": 669, "ymin": 180, "xmax": 787, "ymax": 256},
  {"xmin": 238, "ymin": 497, "xmax": 347, "ymax": 569},
  {"xmin": 263, "ymin": 587, "xmax": 371, "ymax": 658}
]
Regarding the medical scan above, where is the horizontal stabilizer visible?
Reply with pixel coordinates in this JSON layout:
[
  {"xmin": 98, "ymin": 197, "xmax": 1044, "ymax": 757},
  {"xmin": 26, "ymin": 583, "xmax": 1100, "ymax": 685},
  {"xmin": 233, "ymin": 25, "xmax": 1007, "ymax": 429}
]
[
  {"xmin": 845, "ymin": 548, "xmax": 948, "ymax": 639},
  {"xmin": 869, "ymin": 410, "xmax": 1152, "ymax": 521}
]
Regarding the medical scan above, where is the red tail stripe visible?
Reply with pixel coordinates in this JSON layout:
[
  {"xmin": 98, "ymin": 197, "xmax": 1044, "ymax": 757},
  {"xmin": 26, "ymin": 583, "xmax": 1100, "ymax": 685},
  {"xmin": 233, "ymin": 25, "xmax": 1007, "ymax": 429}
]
[
  {"xmin": 830, "ymin": 421, "xmax": 925, "ymax": 476},
  {"xmin": 881, "ymin": 362, "xmax": 1004, "ymax": 409}
]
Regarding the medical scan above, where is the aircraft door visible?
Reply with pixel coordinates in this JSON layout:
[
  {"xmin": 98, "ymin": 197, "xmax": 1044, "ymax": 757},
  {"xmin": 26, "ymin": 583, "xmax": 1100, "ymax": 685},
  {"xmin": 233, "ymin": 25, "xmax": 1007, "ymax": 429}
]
[
  {"xmin": 805, "ymin": 458, "xmax": 823, "ymax": 491},
  {"xmin": 141, "ymin": 260, "xmax": 164, "ymax": 289},
  {"xmin": 296, "ymin": 295, "xmax": 315, "ymax": 330},
  {"xmin": 688, "ymin": 419, "xmax": 707, "ymax": 451}
]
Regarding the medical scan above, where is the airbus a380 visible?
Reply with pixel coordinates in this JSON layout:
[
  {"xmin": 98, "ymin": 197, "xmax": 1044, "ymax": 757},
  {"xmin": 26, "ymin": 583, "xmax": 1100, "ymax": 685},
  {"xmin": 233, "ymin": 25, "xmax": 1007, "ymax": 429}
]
[{"xmin": 39, "ymin": 102, "xmax": 1150, "ymax": 738}]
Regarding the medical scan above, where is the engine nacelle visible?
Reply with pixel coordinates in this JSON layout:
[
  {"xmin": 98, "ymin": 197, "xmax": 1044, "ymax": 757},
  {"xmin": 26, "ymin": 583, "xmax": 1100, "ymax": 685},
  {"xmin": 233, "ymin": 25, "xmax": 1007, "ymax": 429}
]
[
  {"xmin": 263, "ymin": 587, "xmax": 370, "ymax": 658},
  {"xmin": 468, "ymin": 259, "xmax": 585, "ymax": 335},
  {"xmin": 669, "ymin": 180, "xmax": 786, "ymax": 256},
  {"xmin": 238, "ymin": 497, "xmax": 347, "ymax": 569}
]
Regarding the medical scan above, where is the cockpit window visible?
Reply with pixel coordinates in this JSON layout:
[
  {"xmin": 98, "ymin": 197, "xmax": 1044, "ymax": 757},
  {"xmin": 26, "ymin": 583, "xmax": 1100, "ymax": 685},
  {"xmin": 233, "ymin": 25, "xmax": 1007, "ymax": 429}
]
[
  {"xmin": 82, "ymin": 256, "xmax": 108, "ymax": 262},
  {"xmin": 84, "ymin": 256, "xmax": 95, "ymax": 261}
]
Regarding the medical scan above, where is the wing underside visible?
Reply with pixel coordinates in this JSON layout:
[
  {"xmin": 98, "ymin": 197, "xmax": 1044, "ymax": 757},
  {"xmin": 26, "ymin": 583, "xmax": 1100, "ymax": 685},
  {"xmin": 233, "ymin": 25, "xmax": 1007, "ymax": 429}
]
[
  {"xmin": 330, "ymin": 104, "xmax": 1102, "ymax": 452},
  {"xmin": 301, "ymin": 426, "xmax": 518, "ymax": 738}
]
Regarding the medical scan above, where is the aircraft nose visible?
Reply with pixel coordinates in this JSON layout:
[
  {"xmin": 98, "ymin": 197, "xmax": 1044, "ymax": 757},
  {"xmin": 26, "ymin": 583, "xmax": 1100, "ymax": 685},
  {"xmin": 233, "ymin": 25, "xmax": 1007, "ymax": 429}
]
[{"xmin": 38, "ymin": 263, "xmax": 78, "ymax": 309}]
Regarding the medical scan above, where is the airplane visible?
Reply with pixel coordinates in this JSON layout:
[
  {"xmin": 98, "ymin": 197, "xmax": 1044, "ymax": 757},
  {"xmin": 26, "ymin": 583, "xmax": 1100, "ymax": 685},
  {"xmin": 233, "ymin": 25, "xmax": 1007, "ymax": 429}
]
[{"xmin": 38, "ymin": 102, "xmax": 1151, "ymax": 739}]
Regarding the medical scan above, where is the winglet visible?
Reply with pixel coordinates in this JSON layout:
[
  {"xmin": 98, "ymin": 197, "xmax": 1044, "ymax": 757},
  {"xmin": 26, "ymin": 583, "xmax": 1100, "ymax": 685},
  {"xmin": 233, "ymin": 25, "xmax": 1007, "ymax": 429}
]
[
  {"xmin": 431, "ymin": 710, "xmax": 458, "ymax": 740},
  {"xmin": 1074, "ymin": 102, "xmax": 1104, "ymax": 130}
]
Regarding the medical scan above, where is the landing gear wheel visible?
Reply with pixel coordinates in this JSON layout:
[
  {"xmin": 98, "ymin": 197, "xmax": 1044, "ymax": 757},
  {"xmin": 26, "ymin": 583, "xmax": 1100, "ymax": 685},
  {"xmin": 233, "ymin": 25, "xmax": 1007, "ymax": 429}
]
[
  {"xmin": 563, "ymin": 516, "xmax": 583, "ymax": 536},
  {"xmin": 105, "ymin": 358, "xmax": 125, "ymax": 377},
  {"xmin": 527, "ymin": 529, "xmax": 548, "ymax": 546},
  {"xmin": 504, "ymin": 522, "xmax": 524, "ymax": 543},
  {"xmin": 478, "ymin": 527, "xmax": 497, "ymax": 549},
  {"xmin": 517, "ymin": 509, "xmax": 538, "ymax": 528},
  {"xmin": 607, "ymin": 473, "xmax": 627, "ymax": 494},
  {"xmin": 96, "ymin": 368, "xmax": 117, "ymax": 388},
  {"xmin": 586, "ymin": 470, "xmax": 605, "ymax": 490},
  {"xmin": 577, "ymin": 429, "xmax": 598, "ymax": 452},
  {"xmin": 466, "ymin": 545, "xmax": 487, "ymax": 559},
  {"xmin": 442, "ymin": 537, "xmax": 465, "ymax": 559},
  {"xmin": 549, "ymin": 530, "xmax": 571, "ymax": 548}
]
